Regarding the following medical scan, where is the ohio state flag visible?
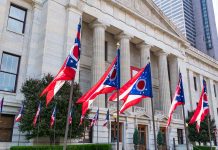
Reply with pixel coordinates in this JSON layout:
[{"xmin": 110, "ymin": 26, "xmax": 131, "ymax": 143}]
[
  {"xmin": 41, "ymin": 19, "xmax": 81, "ymax": 105},
  {"xmin": 189, "ymin": 80, "xmax": 209, "ymax": 132}
]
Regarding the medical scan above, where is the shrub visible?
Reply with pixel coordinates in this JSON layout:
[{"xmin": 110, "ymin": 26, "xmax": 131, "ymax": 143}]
[
  {"xmin": 193, "ymin": 146, "xmax": 216, "ymax": 150},
  {"xmin": 157, "ymin": 130, "xmax": 164, "ymax": 146},
  {"xmin": 10, "ymin": 144, "xmax": 112, "ymax": 150},
  {"xmin": 133, "ymin": 128, "xmax": 139, "ymax": 145}
]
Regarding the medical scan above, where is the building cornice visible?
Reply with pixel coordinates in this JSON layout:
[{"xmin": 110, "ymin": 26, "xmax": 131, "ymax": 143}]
[{"xmin": 105, "ymin": 0, "xmax": 189, "ymax": 45}]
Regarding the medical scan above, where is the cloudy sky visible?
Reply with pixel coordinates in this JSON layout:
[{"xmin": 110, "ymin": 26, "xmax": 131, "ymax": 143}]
[{"xmin": 213, "ymin": 0, "xmax": 218, "ymax": 35}]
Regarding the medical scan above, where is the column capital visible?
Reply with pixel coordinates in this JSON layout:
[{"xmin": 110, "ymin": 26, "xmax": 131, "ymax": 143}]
[
  {"xmin": 89, "ymin": 20, "xmax": 108, "ymax": 29},
  {"xmin": 137, "ymin": 42, "xmax": 152, "ymax": 49},
  {"xmin": 155, "ymin": 50, "xmax": 169, "ymax": 57},
  {"xmin": 116, "ymin": 32, "xmax": 133, "ymax": 40},
  {"xmin": 32, "ymin": 0, "xmax": 43, "ymax": 9},
  {"xmin": 66, "ymin": 0, "xmax": 83, "ymax": 15}
]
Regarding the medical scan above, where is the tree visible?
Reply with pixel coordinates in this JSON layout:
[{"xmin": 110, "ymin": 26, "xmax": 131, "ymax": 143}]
[
  {"xmin": 19, "ymin": 74, "xmax": 89, "ymax": 144},
  {"xmin": 187, "ymin": 111, "xmax": 216, "ymax": 145},
  {"xmin": 157, "ymin": 130, "xmax": 164, "ymax": 146},
  {"xmin": 133, "ymin": 128, "xmax": 139, "ymax": 150}
]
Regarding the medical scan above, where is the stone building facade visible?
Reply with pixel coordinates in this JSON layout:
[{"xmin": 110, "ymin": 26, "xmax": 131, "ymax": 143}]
[{"xmin": 0, "ymin": 0, "xmax": 218, "ymax": 150}]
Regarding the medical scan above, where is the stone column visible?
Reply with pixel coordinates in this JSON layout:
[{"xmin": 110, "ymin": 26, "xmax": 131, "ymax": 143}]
[
  {"xmin": 64, "ymin": 4, "xmax": 83, "ymax": 83},
  {"xmin": 157, "ymin": 51, "xmax": 171, "ymax": 115},
  {"xmin": 168, "ymin": 56, "xmax": 182, "ymax": 119},
  {"xmin": 208, "ymin": 79, "xmax": 216, "ymax": 118},
  {"xmin": 138, "ymin": 43, "xmax": 152, "ymax": 116},
  {"xmin": 91, "ymin": 20, "xmax": 107, "ymax": 107},
  {"xmin": 26, "ymin": 1, "xmax": 43, "ymax": 77},
  {"xmin": 208, "ymin": 79, "xmax": 218, "ymax": 143},
  {"xmin": 188, "ymin": 70, "xmax": 195, "ymax": 110},
  {"xmin": 117, "ymin": 33, "xmax": 131, "ymax": 86},
  {"xmin": 177, "ymin": 58, "xmax": 191, "ymax": 116}
]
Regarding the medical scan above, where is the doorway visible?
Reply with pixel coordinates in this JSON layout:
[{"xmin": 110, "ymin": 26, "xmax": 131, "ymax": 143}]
[
  {"xmin": 138, "ymin": 124, "xmax": 147, "ymax": 150},
  {"xmin": 160, "ymin": 127, "xmax": 167, "ymax": 150}
]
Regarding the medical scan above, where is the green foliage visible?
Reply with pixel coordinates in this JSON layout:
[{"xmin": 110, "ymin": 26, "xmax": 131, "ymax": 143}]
[
  {"xmin": 187, "ymin": 111, "xmax": 216, "ymax": 145},
  {"xmin": 157, "ymin": 130, "xmax": 164, "ymax": 146},
  {"xmin": 193, "ymin": 146, "xmax": 216, "ymax": 150},
  {"xmin": 10, "ymin": 144, "xmax": 112, "ymax": 150},
  {"xmin": 133, "ymin": 128, "xmax": 139, "ymax": 145},
  {"xmin": 19, "ymin": 74, "xmax": 89, "ymax": 142}
]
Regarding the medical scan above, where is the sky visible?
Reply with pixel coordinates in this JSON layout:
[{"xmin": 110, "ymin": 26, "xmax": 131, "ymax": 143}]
[{"xmin": 213, "ymin": 0, "xmax": 218, "ymax": 36}]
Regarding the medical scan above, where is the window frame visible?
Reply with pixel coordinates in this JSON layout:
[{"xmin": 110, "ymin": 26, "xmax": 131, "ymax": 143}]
[
  {"xmin": 7, "ymin": 3, "xmax": 27, "ymax": 34},
  {"xmin": 111, "ymin": 121, "xmax": 123, "ymax": 142},
  {"xmin": 0, "ymin": 52, "xmax": 21, "ymax": 93},
  {"xmin": 105, "ymin": 41, "xmax": 108, "ymax": 61},
  {"xmin": 214, "ymin": 84, "xmax": 217, "ymax": 97},
  {"xmin": 0, "ymin": 114, "xmax": 15, "ymax": 142},
  {"xmin": 177, "ymin": 129, "xmax": 184, "ymax": 144},
  {"xmin": 193, "ymin": 76, "xmax": 197, "ymax": 91}
]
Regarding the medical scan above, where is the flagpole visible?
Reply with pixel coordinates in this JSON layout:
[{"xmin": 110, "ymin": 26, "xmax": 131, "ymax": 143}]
[
  {"xmin": 63, "ymin": 79, "xmax": 74, "ymax": 150},
  {"xmin": 151, "ymin": 98, "xmax": 157, "ymax": 150},
  {"xmin": 147, "ymin": 56, "xmax": 157, "ymax": 150},
  {"xmin": 18, "ymin": 123, "xmax": 21, "ymax": 146},
  {"xmin": 182, "ymin": 104, "xmax": 189, "ymax": 150},
  {"xmin": 97, "ymin": 107, "xmax": 99, "ymax": 144},
  {"xmin": 70, "ymin": 108, "xmax": 73, "ymax": 144},
  {"xmin": 83, "ymin": 122, "xmax": 85, "ymax": 149},
  {"xmin": 108, "ymin": 109, "xmax": 110, "ymax": 144},
  {"xmin": 116, "ymin": 43, "xmax": 120, "ymax": 150},
  {"xmin": 208, "ymin": 114, "xmax": 212, "ymax": 150},
  {"xmin": 54, "ymin": 111, "xmax": 56, "ymax": 146},
  {"xmin": 37, "ymin": 113, "xmax": 40, "ymax": 145}
]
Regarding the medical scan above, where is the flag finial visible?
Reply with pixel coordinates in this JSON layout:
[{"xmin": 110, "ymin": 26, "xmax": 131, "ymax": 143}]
[
  {"xmin": 147, "ymin": 57, "xmax": 150, "ymax": 61},
  {"xmin": 116, "ymin": 43, "xmax": 120, "ymax": 49}
]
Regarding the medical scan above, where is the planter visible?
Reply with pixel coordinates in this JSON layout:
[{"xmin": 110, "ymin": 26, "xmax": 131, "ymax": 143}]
[
  {"xmin": 158, "ymin": 145, "xmax": 163, "ymax": 150},
  {"xmin": 134, "ymin": 145, "xmax": 140, "ymax": 150}
]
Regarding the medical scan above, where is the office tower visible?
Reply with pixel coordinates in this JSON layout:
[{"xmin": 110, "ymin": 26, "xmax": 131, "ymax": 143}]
[{"xmin": 153, "ymin": 0, "xmax": 218, "ymax": 59}]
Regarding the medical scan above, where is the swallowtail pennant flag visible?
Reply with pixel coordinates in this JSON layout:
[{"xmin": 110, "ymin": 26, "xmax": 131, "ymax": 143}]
[
  {"xmin": 189, "ymin": 79, "xmax": 209, "ymax": 132},
  {"xmin": 40, "ymin": 19, "xmax": 81, "ymax": 105}
]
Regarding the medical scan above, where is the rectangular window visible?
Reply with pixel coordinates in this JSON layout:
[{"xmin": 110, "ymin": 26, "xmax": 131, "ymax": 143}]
[
  {"xmin": 105, "ymin": 94, "xmax": 108, "ymax": 108},
  {"xmin": 0, "ymin": 114, "xmax": 15, "ymax": 142},
  {"xmin": 7, "ymin": 4, "xmax": 27, "ymax": 34},
  {"xmin": 177, "ymin": 129, "xmax": 184, "ymax": 144},
  {"xmin": 0, "ymin": 52, "xmax": 20, "ymax": 92},
  {"xmin": 105, "ymin": 41, "xmax": 108, "ymax": 61},
  {"xmin": 214, "ymin": 84, "xmax": 217, "ymax": 97},
  {"xmin": 111, "ymin": 122, "xmax": 122, "ymax": 142},
  {"xmin": 193, "ymin": 77, "xmax": 197, "ymax": 91}
]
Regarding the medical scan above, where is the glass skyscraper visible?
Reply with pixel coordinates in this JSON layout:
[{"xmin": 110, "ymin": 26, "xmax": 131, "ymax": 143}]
[{"xmin": 153, "ymin": 0, "xmax": 218, "ymax": 59}]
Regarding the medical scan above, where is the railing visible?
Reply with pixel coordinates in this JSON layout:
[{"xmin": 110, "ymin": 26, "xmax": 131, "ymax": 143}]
[
  {"xmin": 155, "ymin": 110, "xmax": 164, "ymax": 116},
  {"xmin": 155, "ymin": 110, "xmax": 183, "ymax": 120},
  {"xmin": 108, "ymin": 102, "xmax": 122, "ymax": 110},
  {"xmin": 133, "ymin": 106, "xmax": 146, "ymax": 113}
]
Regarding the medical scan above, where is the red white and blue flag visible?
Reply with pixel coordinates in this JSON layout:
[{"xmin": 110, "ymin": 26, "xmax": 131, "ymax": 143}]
[
  {"xmin": 109, "ymin": 63, "xmax": 152, "ymax": 113},
  {"xmin": 69, "ymin": 107, "xmax": 74, "ymax": 125},
  {"xmin": 77, "ymin": 48, "xmax": 120, "ymax": 119},
  {"xmin": 50, "ymin": 105, "xmax": 57, "ymax": 128},
  {"xmin": 90, "ymin": 109, "xmax": 99, "ymax": 127},
  {"xmin": 40, "ymin": 19, "xmax": 81, "ymax": 105},
  {"xmin": 79, "ymin": 115, "xmax": 84, "ymax": 126},
  {"xmin": 0, "ymin": 97, "xmax": 4, "ymax": 113},
  {"xmin": 103, "ymin": 109, "xmax": 109, "ymax": 127},
  {"xmin": 15, "ymin": 104, "xmax": 24, "ymax": 122},
  {"xmin": 189, "ymin": 80, "xmax": 209, "ymax": 132},
  {"xmin": 166, "ymin": 73, "xmax": 185, "ymax": 127},
  {"xmin": 33, "ymin": 103, "xmax": 41, "ymax": 127}
]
